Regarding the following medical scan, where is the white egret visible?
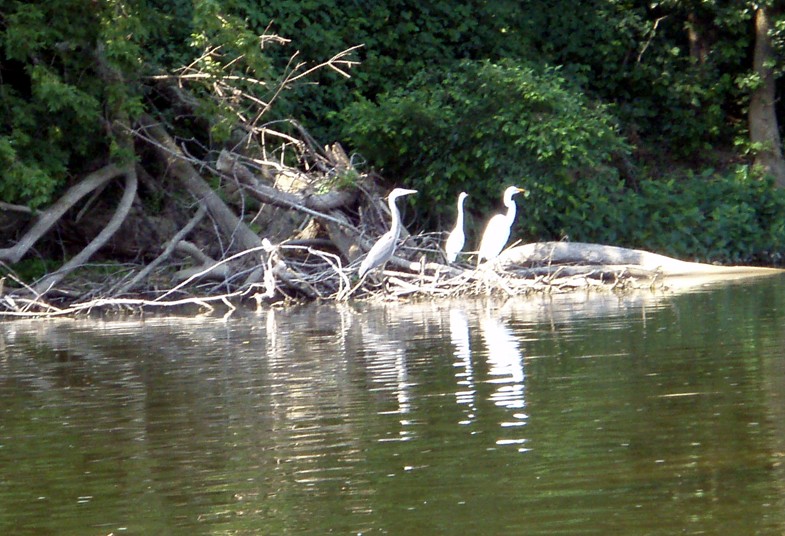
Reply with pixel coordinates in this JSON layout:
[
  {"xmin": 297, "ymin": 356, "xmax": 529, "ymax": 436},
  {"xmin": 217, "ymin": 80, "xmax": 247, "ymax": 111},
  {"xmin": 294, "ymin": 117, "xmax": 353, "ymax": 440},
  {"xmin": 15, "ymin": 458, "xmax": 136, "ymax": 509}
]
[
  {"xmin": 477, "ymin": 186, "xmax": 526, "ymax": 266},
  {"xmin": 359, "ymin": 187, "xmax": 418, "ymax": 277},
  {"xmin": 444, "ymin": 192, "xmax": 469, "ymax": 263}
]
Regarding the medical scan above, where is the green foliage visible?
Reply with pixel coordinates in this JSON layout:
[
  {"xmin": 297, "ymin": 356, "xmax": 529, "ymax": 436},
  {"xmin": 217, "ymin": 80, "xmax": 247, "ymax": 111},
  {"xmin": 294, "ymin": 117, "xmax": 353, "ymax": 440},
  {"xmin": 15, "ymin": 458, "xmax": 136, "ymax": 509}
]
[
  {"xmin": 340, "ymin": 59, "xmax": 629, "ymax": 231},
  {"xmin": 503, "ymin": 1, "xmax": 776, "ymax": 156},
  {"xmin": 187, "ymin": 0, "xmax": 280, "ymax": 132},
  {"xmin": 228, "ymin": 0, "xmax": 529, "ymax": 140},
  {"xmin": 520, "ymin": 169, "xmax": 630, "ymax": 246},
  {"xmin": 339, "ymin": 52, "xmax": 785, "ymax": 264},
  {"xmin": 5, "ymin": 257, "xmax": 59, "ymax": 284},
  {"xmin": 517, "ymin": 165, "xmax": 785, "ymax": 265},
  {"xmin": 618, "ymin": 168, "xmax": 785, "ymax": 264},
  {"xmin": 1, "ymin": 0, "xmax": 783, "ymax": 267},
  {"xmin": 1, "ymin": 2, "xmax": 98, "ymax": 206},
  {"xmin": 0, "ymin": 0, "xmax": 146, "ymax": 208},
  {"xmin": 207, "ymin": 0, "xmax": 784, "ymax": 164}
]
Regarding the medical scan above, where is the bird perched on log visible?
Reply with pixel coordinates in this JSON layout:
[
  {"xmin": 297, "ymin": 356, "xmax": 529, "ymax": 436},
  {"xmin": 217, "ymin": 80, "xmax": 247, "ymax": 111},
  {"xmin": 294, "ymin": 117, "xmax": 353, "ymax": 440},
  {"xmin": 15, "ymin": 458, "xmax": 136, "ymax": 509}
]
[
  {"xmin": 444, "ymin": 192, "xmax": 468, "ymax": 263},
  {"xmin": 477, "ymin": 186, "xmax": 526, "ymax": 266},
  {"xmin": 359, "ymin": 188, "xmax": 418, "ymax": 277}
]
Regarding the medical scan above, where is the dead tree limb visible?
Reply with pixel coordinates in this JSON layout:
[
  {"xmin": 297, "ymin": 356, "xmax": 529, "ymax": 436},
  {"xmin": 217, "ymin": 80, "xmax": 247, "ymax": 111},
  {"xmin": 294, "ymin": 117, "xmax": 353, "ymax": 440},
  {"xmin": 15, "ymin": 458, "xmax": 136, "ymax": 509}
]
[
  {"xmin": 0, "ymin": 164, "xmax": 124, "ymax": 264},
  {"xmin": 0, "ymin": 202, "xmax": 36, "ymax": 215},
  {"xmin": 216, "ymin": 149, "xmax": 357, "ymax": 217},
  {"xmin": 139, "ymin": 115, "xmax": 264, "ymax": 253},
  {"xmin": 498, "ymin": 241, "xmax": 783, "ymax": 277},
  {"xmin": 117, "ymin": 204, "xmax": 208, "ymax": 294},
  {"xmin": 33, "ymin": 165, "xmax": 138, "ymax": 294},
  {"xmin": 173, "ymin": 240, "xmax": 232, "ymax": 282},
  {"xmin": 322, "ymin": 211, "xmax": 363, "ymax": 263}
]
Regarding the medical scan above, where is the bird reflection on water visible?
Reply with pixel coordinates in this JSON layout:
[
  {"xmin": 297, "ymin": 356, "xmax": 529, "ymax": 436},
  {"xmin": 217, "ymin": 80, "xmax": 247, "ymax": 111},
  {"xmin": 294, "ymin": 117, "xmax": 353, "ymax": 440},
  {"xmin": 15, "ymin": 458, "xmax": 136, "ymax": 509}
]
[
  {"xmin": 358, "ymin": 311, "xmax": 414, "ymax": 442},
  {"xmin": 480, "ymin": 307, "xmax": 528, "ymax": 451},
  {"xmin": 450, "ymin": 308, "xmax": 476, "ymax": 424},
  {"xmin": 448, "ymin": 302, "xmax": 529, "ymax": 450}
]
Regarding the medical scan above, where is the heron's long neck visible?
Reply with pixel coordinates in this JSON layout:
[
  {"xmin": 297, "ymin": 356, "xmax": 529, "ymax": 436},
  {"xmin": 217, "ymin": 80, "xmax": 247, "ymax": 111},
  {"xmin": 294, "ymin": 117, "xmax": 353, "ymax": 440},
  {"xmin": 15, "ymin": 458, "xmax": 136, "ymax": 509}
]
[
  {"xmin": 504, "ymin": 200, "xmax": 517, "ymax": 226},
  {"xmin": 455, "ymin": 200, "xmax": 465, "ymax": 228},
  {"xmin": 389, "ymin": 197, "xmax": 402, "ymax": 239}
]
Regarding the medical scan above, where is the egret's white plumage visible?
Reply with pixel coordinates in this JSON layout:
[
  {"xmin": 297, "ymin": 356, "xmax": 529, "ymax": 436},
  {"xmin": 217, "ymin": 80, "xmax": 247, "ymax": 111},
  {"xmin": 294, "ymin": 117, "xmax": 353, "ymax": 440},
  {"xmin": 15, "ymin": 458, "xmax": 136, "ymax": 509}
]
[
  {"xmin": 359, "ymin": 187, "xmax": 418, "ymax": 277},
  {"xmin": 444, "ymin": 192, "xmax": 469, "ymax": 263},
  {"xmin": 477, "ymin": 186, "xmax": 525, "ymax": 266}
]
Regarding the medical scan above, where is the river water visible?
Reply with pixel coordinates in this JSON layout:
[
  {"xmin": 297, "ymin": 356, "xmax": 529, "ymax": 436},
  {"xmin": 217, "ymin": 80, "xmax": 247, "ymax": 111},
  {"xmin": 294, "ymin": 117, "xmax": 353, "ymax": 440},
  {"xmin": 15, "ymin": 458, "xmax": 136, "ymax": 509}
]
[{"xmin": 1, "ymin": 276, "xmax": 785, "ymax": 535}]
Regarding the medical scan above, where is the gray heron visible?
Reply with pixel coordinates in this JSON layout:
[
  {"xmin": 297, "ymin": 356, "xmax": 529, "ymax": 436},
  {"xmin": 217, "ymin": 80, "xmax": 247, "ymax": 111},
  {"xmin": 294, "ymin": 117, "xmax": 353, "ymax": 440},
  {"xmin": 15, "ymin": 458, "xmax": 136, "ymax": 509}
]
[
  {"xmin": 444, "ymin": 192, "xmax": 468, "ymax": 263},
  {"xmin": 358, "ymin": 187, "xmax": 418, "ymax": 277},
  {"xmin": 477, "ymin": 186, "xmax": 526, "ymax": 266}
]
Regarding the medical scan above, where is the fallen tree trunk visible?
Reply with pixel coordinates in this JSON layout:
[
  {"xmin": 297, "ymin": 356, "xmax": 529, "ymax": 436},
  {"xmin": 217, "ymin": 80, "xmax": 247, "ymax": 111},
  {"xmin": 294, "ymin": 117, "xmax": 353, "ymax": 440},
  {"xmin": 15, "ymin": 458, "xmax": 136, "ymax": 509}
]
[
  {"xmin": 498, "ymin": 242, "xmax": 784, "ymax": 277},
  {"xmin": 216, "ymin": 149, "xmax": 357, "ymax": 222},
  {"xmin": 116, "ymin": 205, "xmax": 208, "ymax": 294},
  {"xmin": 33, "ymin": 165, "xmax": 138, "ymax": 295},
  {"xmin": 2, "ymin": 232, "xmax": 783, "ymax": 317}
]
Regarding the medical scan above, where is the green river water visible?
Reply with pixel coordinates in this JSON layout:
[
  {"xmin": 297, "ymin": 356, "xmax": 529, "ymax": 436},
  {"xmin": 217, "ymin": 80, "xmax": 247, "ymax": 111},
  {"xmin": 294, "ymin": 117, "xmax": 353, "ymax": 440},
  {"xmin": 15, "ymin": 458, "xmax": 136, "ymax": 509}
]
[{"xmin": 1, "ymin": 276, "xmax": 785, "ymax": 535}]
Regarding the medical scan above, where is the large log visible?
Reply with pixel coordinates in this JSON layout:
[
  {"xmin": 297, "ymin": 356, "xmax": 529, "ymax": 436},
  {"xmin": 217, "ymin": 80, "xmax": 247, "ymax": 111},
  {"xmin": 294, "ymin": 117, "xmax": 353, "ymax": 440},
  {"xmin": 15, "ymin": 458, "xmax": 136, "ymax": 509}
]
[
  {"xmin": 499, "ymin": 241, "xmax": 783, "ymax": 277},
  {"xmin": 216, "ymin": 149, "xmax": 357, "ymax": 215},
  {"xmin": 34, "ymin": 165, "xmax": 138, "ymax": 294}
]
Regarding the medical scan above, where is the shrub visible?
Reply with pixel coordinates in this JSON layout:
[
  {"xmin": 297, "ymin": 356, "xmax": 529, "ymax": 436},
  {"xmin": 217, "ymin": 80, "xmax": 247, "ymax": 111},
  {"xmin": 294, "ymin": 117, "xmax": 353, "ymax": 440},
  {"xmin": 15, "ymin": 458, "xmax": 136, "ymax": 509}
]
[
  {"xmin": 340, "ymin": 59, "xmax": 630, "ymax": 239},
  {"xmin": 619, "ymin": 167, "xmax": 785, "ymax": 264},
  {"xmin": 0, "ymin": 2, "xmax": 106, "ymax": 207}
]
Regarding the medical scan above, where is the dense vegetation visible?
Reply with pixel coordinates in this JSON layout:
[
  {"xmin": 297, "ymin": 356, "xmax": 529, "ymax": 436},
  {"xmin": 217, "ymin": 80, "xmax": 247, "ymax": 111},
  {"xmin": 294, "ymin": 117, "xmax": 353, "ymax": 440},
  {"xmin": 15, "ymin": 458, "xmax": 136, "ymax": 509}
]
[{"xmin": 1, "ymin": 0, "xmax": 784, "ymax": 275}]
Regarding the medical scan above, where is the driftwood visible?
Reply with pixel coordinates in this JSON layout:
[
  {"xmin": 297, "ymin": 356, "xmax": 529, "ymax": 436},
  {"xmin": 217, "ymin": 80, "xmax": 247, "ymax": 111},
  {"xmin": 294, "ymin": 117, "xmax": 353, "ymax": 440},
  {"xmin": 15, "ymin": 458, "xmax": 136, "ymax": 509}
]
[
  {"xmin": 3, "ymin": 227, "xmax": 782, "ymax": 318},
  {"xmin": 1, "ymin": 93, "xmax": 781, "ymax": 316},
  {"xmin": 498, "ymin": 241, "xmax": 783, "ymax": 284},
  {"xmin": 217, "ymin": 149, "xmax": 357, "ymax": 214},
  {"xmin": 2, "ymin": 127, "xmax": 781, "ymax": 317},
  {"xmin": 6, "ymin": 30, "xmax": 775, "ymax": 316},
  {"xmin": 500, "ymin": 241, "xmax": 767, "ymax": 274},
  {"xmin": 0, "ymin": 39, "xmax": 384, "ymax": 313},
  {"xmin": 116, "ymin": 205, "xmax": 208, "ymax": 294}
]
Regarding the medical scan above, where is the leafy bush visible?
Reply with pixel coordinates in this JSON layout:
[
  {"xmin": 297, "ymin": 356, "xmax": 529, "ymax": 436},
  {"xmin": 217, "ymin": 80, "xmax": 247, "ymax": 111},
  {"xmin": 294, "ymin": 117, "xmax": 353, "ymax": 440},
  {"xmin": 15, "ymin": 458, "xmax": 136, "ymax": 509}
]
[
  {"xmin": 218, "ymin": 1, "xmax": 767, "ymax": 157},
  {"xmin": 340, "ymin": 56, "xmax": 785, "ymax": 264},
  {"xmin": 524, "ymin": 165, "xmax": 785, "ymax": 265},
  {"xmin": 618, "ymin": 168, "xmax": 785, "ymax": 264},
  {"xmin": 0, "ymin": 0, "xmax": 150, "ymax": 207},
  {"xmin": 222, "ymin": 0, "xmax": 529, "ymax": 140},
  {"xmin": 340, "ymin": 59, "xmax": 630, "ymax": 236}
]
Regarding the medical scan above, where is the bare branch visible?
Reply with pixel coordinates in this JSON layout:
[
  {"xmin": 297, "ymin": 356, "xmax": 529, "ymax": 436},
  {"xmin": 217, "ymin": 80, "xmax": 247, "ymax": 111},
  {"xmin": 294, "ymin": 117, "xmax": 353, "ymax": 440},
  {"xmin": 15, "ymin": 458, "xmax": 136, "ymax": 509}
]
[
  {"xmin": 0, "ymin": 202, "xmax": 36, "ymax": 215},
  {"xmin": 138, "ymin": 114, "xmax": 264, "ymax": 253},
  {"xmin": 0, "ymin": 164, "xmax": 125, "ymax": 265},
  {"xmin": 32, "ymin": 166, "xmax": 138, "ymax": 295},
  {"xmin": 117, "ymin": 205, "xmax": 208, "ymax": 294}
]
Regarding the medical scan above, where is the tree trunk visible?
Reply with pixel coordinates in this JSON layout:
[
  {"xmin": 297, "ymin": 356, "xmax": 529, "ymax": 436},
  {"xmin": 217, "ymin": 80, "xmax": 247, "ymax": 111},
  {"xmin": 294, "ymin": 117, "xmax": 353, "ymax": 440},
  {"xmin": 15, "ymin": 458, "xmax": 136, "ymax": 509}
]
[
  {"xmin": 139, "ymin": 115, "xmax": 264, "ymax": 253},
  {"xmin": 686, "ymin": 12, "xmax": 710, "ymax": 65},
  {"xmin": 498, "ymin": 241, "xmax": 783, "ymax": 277},
  {"xmin": 749, "ymin": 6, "xmax": 785, "ymax": 187}
]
